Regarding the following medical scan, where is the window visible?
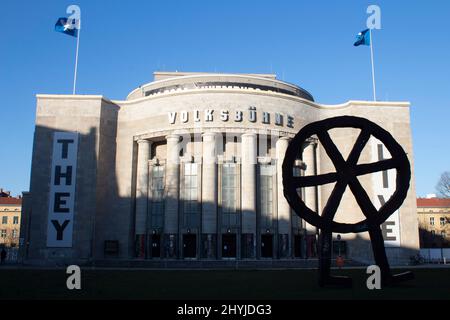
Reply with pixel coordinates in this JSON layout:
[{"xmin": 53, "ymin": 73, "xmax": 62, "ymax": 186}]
[
  {"xmin": 431, "ymin": 230, "xmax": 436, "ymax": 237},
  {"xmin": 12, "ymin": 229, "xmax": 18, "ymax": 238},
  {"xmin": 293, "ymin": 166, "xmax": 302, "ymax": 178},
  {"xmin": 13, "ymin": 216, "xmax": 19, "ymax": 225},
  {"xmin": 430, "ymin": 217, "xmax": 435, "ymax": 226},
  {"xmin": 222, "ymin": 163, "xmax": 238, "ymax": 227},
  {"xmin": 441, "ymin": 231, "xmax": 446, "ymax": 239},
  {"xmin": 183, "ymin": 163, "xmax": 199, "ymax": 227},
  {"xmin": 291, "ymin": 165, "xmax": 303, "ymax": 228},
  {"xmin": 440, "ymin": 217, "xmax": 445, "ymax": 226},
  {"xmin": 0, "ymin": 230, "xmax": 6, "ymax": 238},
  {"xmin": 259, "ymin": 164, "xmax": 274, "ymax": 228},
  {"xmin": 150, "ymin": 165, "xmax": 165, "ymax": 228},
  {"xmin": 1, "ymin": 216, "xmax": 7, "ymax": 224}
]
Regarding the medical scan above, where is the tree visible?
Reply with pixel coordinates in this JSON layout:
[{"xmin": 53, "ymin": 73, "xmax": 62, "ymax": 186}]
[{"xmin": 436, "ymin": 171, "xmax": 450, "ymax": 198}]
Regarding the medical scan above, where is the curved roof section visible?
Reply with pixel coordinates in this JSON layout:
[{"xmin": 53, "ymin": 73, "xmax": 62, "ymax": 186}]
[{"xmin": 127, "ymin": 72, "xmax": 314, "ymax": 102}]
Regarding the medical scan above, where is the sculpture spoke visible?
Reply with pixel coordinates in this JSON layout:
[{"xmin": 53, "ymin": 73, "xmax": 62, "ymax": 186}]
[
  {"xmin": 348, "ymin": 176, "xmax": 378, "ymax": 219},
  {"xmin": 317, "ymin": 131, "xmax": 347, "ymax": 170},
  {"xmin": 321, "ymin": 179, "xmax": 348, "ymax": 221},
  {"xmin": 347, "ymin": 129, "xmax": 371, "ymax": 165},
  {"xmin": 355, "ymin": 158, "xmax": 396, "ymax": 176},
  {"xmin": 291, "ymin": 173, "xmax": 339, "ymax": 188}
]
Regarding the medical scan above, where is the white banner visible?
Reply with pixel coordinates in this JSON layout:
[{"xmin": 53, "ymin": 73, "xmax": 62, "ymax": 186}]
[
  {"xmin": 46, "ymin": 132, "xmax": 78, "ymax": 247},
  {"xmin": 370, "ymin": 137, "xmax": 401, "ymax": 247}
]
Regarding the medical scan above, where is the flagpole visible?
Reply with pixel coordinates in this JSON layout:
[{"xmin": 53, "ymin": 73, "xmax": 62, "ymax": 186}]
[
  {"xmin": 73, "ymin": 20, "xmax": 80, "ymax": 95},
  {"xmin": 369, "ymin": 28, "xmax": 377, "ymax": 101}
]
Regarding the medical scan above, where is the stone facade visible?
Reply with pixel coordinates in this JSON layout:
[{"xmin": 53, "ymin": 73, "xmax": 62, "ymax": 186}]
[
  {"xmin": 21, "ymin": 72, "xmax": 419, "ymax": 265},
  {"xmin": 417, "ymin": 197, "xmax": 450, "ymax": 248},
  {"xmin": 0, "ymin": 192, "xmax": 22, "ymax": 249}
]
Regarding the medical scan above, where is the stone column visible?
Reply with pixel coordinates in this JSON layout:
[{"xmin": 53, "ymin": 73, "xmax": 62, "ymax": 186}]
[
  {"xmin": 135, "ymin": 139, "xmax": 151, "ymax": 258},
  {"xmin": 303, "ymin": 141, "xmax": 317, "ymax": 234},
  {"xmin": 241, "ymin": 132, "xmax": 257, "ymax": 258},
  {"xmin": 276, "ymin": 137, "xmax": 291, "ymax": 257},
  {"xmin": 202, "ymin": 132, "xmax": 218, "ymax": 258},
  {"xmin": 164, "ymin": 134, "xmax": 180, "ymax": 258},
  {"xmin": 202, "ymin": 132, "xmax": 218, "ymax": 234}
]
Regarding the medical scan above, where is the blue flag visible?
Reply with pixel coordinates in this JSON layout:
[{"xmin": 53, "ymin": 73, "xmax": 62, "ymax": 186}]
[
  {"xmin": 55, "ymin": 17, "xmax": 79, "ymax": 37},
  {"xmin": 354, "ymin": 29, "xmax": 370, "ymax": 46}
]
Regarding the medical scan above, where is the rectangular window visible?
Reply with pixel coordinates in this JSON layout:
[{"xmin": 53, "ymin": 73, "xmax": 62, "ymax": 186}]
[
  {"xmin": 0, "ymin": 230, "xmax": 6, "ymax": 238},
  {"xmin": 440, "ymin": 217, "xmax": 445, "ymax": 226},
  {"xmin": 13, "ymin": 216, "xmax": 19, "ymax": 225},
  {"xmin": 183, "ymin": 163, "xmax": 199, "ymax": 227},
  {"xmin": 291, "ymin": 165, "xmax": 303, "ymax": 228},
  {"xmin": 430, "ymin": 217, "xmax": 435, "ymax": 226},
  {"xmin": 1, "ymin": 216, "xmax": 7, "ymax": 224},
  {"xmin": 293, "ymin": 166, "xmax": 302, "ymax": 177},
  {"xmin": 441, "ymin": 231, "xmax": 446, "ymax": 239},
  {"xmin": 150, "ymin": 165, "xmax": 165, "ymax": 228},
  {"xmin": 222, "ymin": 163, "xmax": 238, "ymax": 227},
  {"xmin": 12, "ymin": 229, "xmax": 18, "ymax": 238},
  {"xmin": 260, "ymin": 164, "xmax": 274, "ymax": 228}
]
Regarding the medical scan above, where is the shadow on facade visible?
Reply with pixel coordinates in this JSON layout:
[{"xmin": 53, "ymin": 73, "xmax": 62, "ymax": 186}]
[
  {"xmin": 419, "ymin": 225, "xmax": 449, "ymax": 249},
  {"xmin": 19, "ymin": 125, "xmax": 419, "ymax": 268}
]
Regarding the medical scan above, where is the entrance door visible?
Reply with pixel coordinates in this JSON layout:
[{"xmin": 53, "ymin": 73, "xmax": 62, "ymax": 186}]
[
  {"xmin": 306, "ymin": 235, "xmax": 317, "ymax": 258},
  {"xmin": 151, "ymin": 234, "xmax": 161, "ymax": 258},
  {"xmin": 222, "ymin": 234, "xmax": 237, "ymax": 258},
  {"xmin": 183, "ymin": 234, "xmax": 197, "ymax": 258},
  {"xmin": 294, "ymin": 235, "xmax": 302, "ymax": 258},
  {"xmin": 261, "ymin": 234, "xmax": 273, "ymax": 258}
]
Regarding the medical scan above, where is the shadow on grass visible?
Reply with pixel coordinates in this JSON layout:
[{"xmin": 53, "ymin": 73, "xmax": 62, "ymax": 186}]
[{"xmin": 1, "ymin": 268, "xmax": 449, "ymax": 300}]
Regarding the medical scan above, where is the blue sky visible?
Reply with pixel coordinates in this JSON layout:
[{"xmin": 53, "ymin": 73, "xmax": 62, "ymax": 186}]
[{"xmin": 0, "ymin": 0, "xmax": 449, "ymax": 197}]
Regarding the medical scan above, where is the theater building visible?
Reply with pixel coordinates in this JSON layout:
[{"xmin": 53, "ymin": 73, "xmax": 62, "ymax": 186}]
[{"xmin": 20, "ymin": 72, "xmax": 419, "ymax": 265}]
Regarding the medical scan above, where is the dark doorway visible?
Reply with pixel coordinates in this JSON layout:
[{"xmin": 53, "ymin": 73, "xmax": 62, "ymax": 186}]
[
  {"xmin": 222, "ymin": 234, "xmax": 237, "ymax": 258},
  {"xmin": 151, "ymin": 234, "xmax": 161, "ymax": 258},
  {"xmin": 183, "ymin": 234, "xmax": 197, "ymax": 258},
  {"xmin": 294, "ymin": 235, "xmax": 302, "ymax": 258},
  {"xmin": 261, "ymin": 234, "xmax": 273, "ymax": 258},
  {"xmin": 306, "ymin": 234, "xmax": 317, "ymax": 258}
]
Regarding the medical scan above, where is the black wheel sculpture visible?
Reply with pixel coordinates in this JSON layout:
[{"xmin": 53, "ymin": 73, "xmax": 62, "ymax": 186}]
[{"xmin": 282, "ymin": 116, "xmax": 414, "ymax": 287}]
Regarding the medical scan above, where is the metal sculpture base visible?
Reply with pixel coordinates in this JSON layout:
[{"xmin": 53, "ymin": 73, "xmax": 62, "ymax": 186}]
[{"xmin": 318, "ymin": 229, "xmax": 414, "ymax": 288}]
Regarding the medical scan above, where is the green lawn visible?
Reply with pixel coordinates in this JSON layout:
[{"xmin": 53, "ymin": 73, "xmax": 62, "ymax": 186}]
[{"xmin": 1, "ymin": 268, "xmax": 449, "ymax": 300}]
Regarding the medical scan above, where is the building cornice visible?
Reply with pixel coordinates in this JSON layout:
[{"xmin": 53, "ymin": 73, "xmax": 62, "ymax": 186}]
[
  {"xmin": 36, "ymin": 94, "xmax": 116, "ymax": 105},
  {"xmin": 126, "ymin": 73, "xmax": 303, "ymax": 100},
  {"xmin": 116, "ymin": 88, "xmax": 410, "ymax": 110},
  {"xmin": 35, "ymin": 93, "xmax": 410, "ymax": 110}
]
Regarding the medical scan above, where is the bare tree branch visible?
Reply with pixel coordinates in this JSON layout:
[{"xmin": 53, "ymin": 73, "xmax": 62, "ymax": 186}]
[{"xmin": 436, "ymin": 171, "xmax": 450, "ymax": 198}]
